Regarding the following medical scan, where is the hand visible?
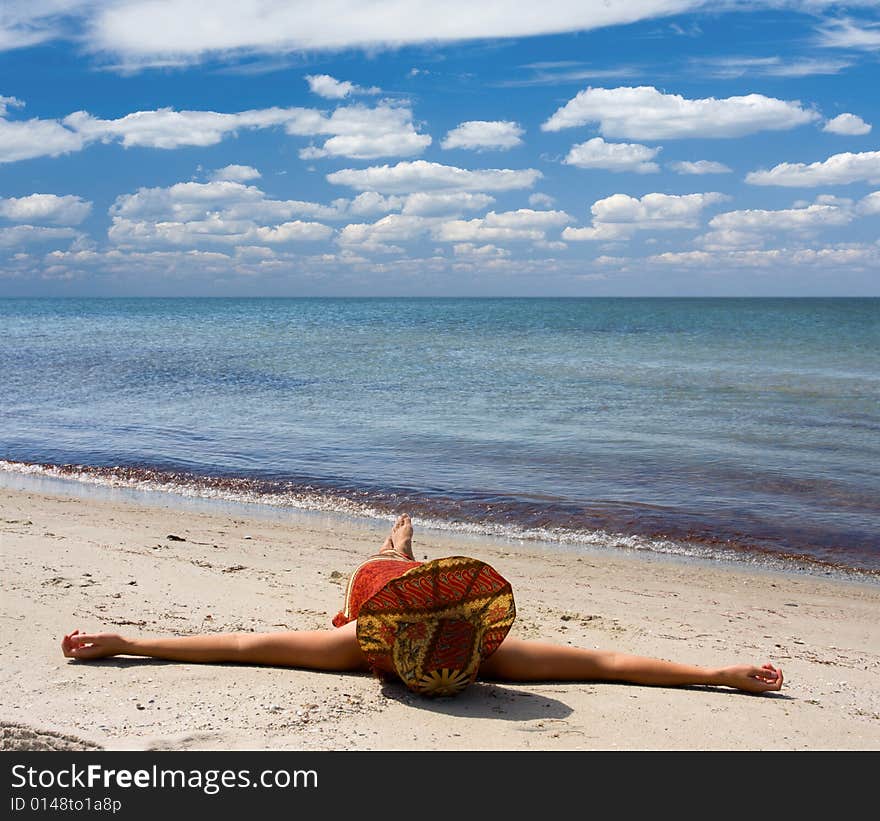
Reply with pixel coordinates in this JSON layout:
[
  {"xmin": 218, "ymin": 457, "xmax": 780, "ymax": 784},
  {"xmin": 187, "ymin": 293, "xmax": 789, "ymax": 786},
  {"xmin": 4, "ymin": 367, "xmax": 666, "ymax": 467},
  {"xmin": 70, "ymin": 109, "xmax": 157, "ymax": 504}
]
[
  {"xmin": 717, "ymin": 663, "xmax": 783, "ymax": 693},
  {"xmin": 61, "ymin": 630, "xmax": 126, "ymax": 660}
]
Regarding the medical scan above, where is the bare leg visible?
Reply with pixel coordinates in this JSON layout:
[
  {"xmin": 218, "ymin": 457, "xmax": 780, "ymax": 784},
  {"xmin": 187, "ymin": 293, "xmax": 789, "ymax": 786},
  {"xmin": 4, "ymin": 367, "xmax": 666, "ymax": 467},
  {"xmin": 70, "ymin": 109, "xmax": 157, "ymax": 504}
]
[{"xmin": 480, "ymin": 637, "xmax": 783, "ymax": 694}]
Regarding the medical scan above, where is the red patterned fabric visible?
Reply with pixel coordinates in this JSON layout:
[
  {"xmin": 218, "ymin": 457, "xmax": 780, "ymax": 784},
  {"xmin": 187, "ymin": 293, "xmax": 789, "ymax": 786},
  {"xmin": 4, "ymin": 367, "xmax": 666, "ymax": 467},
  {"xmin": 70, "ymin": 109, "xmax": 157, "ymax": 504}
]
[
  {"xmin": 331, "ymin": 554, "xmax": 421, "ymax": 628},
  {"xmin": 355, "ymin": 556, "xmax": 517, "ymax": 697}
]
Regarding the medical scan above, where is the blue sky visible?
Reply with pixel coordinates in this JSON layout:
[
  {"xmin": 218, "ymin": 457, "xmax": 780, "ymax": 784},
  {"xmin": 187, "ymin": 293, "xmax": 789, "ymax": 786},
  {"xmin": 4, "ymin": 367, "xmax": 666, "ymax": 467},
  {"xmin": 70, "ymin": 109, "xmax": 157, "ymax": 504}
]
[{"xmin": 1, "ymin": 1, "xmax": 878, "ymax": 296}]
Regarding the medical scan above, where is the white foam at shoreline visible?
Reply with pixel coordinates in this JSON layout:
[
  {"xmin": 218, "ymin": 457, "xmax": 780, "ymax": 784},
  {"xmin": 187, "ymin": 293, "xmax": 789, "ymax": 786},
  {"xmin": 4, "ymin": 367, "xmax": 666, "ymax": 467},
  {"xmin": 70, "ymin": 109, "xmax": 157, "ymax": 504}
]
[{"xmin": 0, "ymin": 459, "xmax": 859, "ymax": 578}]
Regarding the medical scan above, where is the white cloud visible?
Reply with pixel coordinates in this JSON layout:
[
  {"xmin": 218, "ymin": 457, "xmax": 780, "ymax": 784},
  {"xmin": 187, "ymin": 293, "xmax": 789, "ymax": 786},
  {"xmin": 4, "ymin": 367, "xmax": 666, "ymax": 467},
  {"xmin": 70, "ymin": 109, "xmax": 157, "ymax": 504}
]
[
  {"xmin": 477, "ymin": 209, "xmax": 573, "ymax": 229},
  {"xmin": 563, "ymin": 137, "xmax": 660, "ymax": 173},
  {"xmin": 401, "ymin": 192, "xmax": 495, "ymax": 217},
  {"xmin": 346, "ymin": 192, "xmax": 404, "ymax": 216},
  {"xmin": 646, "ymin": 245, "xmax": 880, "ymax": 270},
  {"xmin": 327, "ymin": 160, "xmax": 541, "ymax": 194},
  {"xmin": 74, "ymin": 101, "xmax": 430, "ymax": 159},
  {"xmin": 746, "ymin": 150, "xmax": 880, "ymax": 186},
  {"xmin": 294, "ymin": 103, "xmax": 431, "ymax": 159},
  {"xmin": 562, "ymin": 223, "xmax": 631, "ymax": 242},
  {"xmin": 337, "ymin": 214, "xmax": 430, "ymax": 252},
  {"xmin": 817, "ymin": 18, "xmax": 880, "ymax": 51},
  {"xmin": 693, "ymin": 55, "xmax": 852, "ymax": 79},
  {"xmin": 823, "ymin": 113, "xmax": 872, "ymax": 136},
  {"xmin": 694, "ymin": 229, "xmax": 766, "ymax": 251},
  {"xmin": 210, "ymin": 164, "xmax": 262, "ymax": 182},
  {"xmin": 0, "ymin": 3, "xmax": 78, "ymax": 52},
  {"xmin": 305, "ymin": 74, "xmax": 380, "ymax": 99},
  {"xmin": 435, "ymin": 223, "xmax": 542, "ymax": 243},
  {"xmin": 33, "ymin": 246, "xmax": 300, "ymax": 282},
  {"xmin": 563, "ymin": 191, "xmax": 727, "ymax": 241},
  {"xmin": 591, "ymin": 192, "xmax": 726, "ymax": 225},
  {"xmin": 697, "ymin": 198, "xmax": 859, "ymax": 249},
  {"xmin": 62, "ymin": 106, "xmax": 295, "ymax": 149},
  {"xmin": 0, "ymin": 114, "xmax": 85, "ymax": 163},
  {"xmin": 434, "ymin": 209, "xmax": 572, "ymax": 243},
  {"xmin": 299, "ymin": 134, "xmax": 419, "ymax": 161},
  {"xmin": 452, "ymin": 243, "xmax": 510, "ymax": 258},
  {"xmin": 0, "ymin": 95, "xmax": 24, "ymax": 116},
  {"xmin": 709, "ymin": 202, "xmax": 854, "ymax": 233},
  {"xmin": 108, "ymin": 180, "xmax": 334, "ymax": 248},
  {"xmin": 1, "ymin": 99, "xmax": 430, "ymax": 163},
  {"xmin": 83, "ymin": 2, "xmax": 708, "ymax": 66},
  {"xmin": 109, "ymin": 215, "xmax": 332, "ymax": 247},
  {"xmin": 504, "ymin": 63, "xmax": 642, "ymax": 87},
  {"xmin": 528, "ymin": 193, "xmax": 556, "ymax": 208},
  {"xmin": 0, "ymin": 193, "xmax": 92, "ymax": 225},
  {"xmin": 534, "ymin": 239, "xmax": 567, "ymax": 251},
  {"xmin": 542, "ymin": 85, "xmax": 819, "ymax": 138},
  {"xmin": 112, "ymin": 181, "xmax": 263, "ymax": 221},
  {"xmin": 668, "ymin": 160, "xmax": 732, "ymax": 175},
  {"xmin": 253, "ymin": 221, "xmax": 334, "ymax": 243},
  {"xmin": 0, "ymin": 224, "xmax": 81, "ymax": 247},
  {"xmin": 859, "ymin": 191, "xmax": 880, "ymax": 214},
  {"xmin": 337, "ymin": 208, "xmax": 572, "ymax": 251},
  {"xmin": 763, "ymin": 58, "xmax": 851, "ymax": 78},
  {"xmin": 114, "ymin": 181, "xmax": 406, "ymax": 225},
  {"xmin": 441, "ymin": 120, "xmax": 524, "ymax": 151}
]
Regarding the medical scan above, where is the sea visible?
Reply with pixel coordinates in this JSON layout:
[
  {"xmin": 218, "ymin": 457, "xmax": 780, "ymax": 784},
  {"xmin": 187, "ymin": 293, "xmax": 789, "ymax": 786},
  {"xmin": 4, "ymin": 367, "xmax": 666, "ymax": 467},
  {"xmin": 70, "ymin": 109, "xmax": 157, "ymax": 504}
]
[{"xmin": 1, "ymin": 297, "xmax": 878, "ymax": 577}]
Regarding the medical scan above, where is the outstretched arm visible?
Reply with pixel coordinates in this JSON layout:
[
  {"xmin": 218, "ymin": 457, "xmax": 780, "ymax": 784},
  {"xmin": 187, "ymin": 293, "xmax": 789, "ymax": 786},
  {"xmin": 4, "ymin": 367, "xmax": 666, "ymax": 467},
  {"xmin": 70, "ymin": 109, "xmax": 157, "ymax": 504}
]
[
  {"xmin": 480, "ymin": 638, "xmax": 783, "ymax": 694},
  {"xmin": 61, "ymin": 624, "xmax": 369, "ymax": 672}
]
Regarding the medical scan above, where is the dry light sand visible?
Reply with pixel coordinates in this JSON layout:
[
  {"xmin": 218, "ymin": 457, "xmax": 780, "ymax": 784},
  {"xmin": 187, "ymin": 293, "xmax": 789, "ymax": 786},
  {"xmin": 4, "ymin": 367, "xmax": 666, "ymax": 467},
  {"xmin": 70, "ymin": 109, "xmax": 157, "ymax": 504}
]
[{"xmin": 1, "ymin": 481, "xmax": 878, "ymax": 751}]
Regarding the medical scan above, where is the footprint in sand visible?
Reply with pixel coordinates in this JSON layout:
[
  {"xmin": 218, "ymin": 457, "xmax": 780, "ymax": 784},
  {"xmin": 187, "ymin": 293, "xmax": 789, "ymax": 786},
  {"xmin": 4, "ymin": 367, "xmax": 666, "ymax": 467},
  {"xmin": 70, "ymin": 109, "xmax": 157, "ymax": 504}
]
[{"xmin": 0, "ymin": 722, "xmax": 103, "ymax": 751}]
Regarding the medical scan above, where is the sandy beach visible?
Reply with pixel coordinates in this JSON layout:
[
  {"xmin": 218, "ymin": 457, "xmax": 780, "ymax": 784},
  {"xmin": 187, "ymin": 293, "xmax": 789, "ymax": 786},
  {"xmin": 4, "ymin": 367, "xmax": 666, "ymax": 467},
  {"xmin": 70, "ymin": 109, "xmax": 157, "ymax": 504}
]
[{"xmin": 1, "ymin": 481, "xmax": 878, "ymax": 751}]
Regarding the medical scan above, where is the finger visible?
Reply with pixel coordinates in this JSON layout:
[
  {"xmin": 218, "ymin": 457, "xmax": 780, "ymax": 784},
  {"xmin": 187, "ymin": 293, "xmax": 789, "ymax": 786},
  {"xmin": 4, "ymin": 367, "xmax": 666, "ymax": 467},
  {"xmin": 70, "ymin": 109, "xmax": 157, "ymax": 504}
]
[{"xmin": 754, "ymin": 666, "xmax": 783, "ymax": 691}]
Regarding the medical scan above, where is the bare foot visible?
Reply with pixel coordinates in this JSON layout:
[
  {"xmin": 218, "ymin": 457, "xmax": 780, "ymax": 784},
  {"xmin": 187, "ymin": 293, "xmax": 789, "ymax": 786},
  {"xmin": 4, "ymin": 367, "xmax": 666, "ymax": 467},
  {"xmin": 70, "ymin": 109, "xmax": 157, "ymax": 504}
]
[{"xmin": 390, "ymin": 514, "xmax": 414, "ymax": 560}]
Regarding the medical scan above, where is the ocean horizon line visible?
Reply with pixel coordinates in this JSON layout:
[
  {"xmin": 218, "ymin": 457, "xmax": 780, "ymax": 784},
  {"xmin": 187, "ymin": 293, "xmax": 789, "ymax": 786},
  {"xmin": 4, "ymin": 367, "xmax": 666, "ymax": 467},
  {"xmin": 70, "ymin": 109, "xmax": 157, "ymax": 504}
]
[{"xmin": 2, "ymin": 295, "xmax": 878, "ymax": 301}]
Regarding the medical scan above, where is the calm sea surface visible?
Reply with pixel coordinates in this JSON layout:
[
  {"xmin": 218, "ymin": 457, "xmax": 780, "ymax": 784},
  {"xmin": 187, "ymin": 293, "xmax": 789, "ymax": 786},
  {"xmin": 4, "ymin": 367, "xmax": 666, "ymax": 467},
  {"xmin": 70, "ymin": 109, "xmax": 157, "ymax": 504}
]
[{"xmin": 2, "ymin": 298, "xmax": 878, "ymax": 574}]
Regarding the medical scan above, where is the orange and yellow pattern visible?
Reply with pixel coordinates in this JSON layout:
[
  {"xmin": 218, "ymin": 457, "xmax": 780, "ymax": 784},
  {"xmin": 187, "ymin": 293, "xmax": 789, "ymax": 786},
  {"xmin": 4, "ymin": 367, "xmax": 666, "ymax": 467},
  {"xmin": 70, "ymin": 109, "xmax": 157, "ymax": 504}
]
[{"xmin": 356, "ymin": 556, "xmax": 516, "ymax": 697}]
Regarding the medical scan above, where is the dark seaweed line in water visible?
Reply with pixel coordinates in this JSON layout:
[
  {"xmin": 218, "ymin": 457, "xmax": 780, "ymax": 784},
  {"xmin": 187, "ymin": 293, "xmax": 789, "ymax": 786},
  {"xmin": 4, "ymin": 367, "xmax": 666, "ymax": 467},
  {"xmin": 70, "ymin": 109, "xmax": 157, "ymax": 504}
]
[{"xmin": 1, "ymin": 458, "xmax": 877, "ymax": 580}]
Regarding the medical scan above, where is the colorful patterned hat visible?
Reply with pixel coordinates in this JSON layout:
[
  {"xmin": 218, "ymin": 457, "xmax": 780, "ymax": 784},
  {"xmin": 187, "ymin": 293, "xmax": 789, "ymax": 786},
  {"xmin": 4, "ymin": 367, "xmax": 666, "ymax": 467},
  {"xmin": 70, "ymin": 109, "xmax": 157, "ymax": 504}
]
[{"xmin": 356, "ymin": 556, "xmax": 516, "ymax": 697}]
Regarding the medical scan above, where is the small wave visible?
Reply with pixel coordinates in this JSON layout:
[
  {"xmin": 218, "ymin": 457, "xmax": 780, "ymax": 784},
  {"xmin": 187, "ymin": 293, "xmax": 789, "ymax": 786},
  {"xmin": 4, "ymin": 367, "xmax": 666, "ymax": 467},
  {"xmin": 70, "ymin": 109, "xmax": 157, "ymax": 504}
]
[{"xmin": 1, "ymin": 459, "xmax": 874, "ymax": 580}]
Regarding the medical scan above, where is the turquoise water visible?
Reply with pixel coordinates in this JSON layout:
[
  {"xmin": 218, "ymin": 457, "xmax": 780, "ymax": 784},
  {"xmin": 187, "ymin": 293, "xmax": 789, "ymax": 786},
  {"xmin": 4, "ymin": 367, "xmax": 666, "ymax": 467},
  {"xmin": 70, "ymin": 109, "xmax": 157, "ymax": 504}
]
[{"xmin": 1, "ymin": 298, "xmax": 878, "ymax": 573}]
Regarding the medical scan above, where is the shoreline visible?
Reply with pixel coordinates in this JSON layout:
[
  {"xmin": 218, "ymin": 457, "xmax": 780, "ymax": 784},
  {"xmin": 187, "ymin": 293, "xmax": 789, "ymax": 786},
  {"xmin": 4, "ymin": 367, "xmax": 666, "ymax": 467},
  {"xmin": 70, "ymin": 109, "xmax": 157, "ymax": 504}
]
[
  {"xmin": 3, "ymin": 459, "xmax": 876, "ymax": 582},
  {"xmin": 2, "ymin": 482, "xmax": 879, "ymax": 750}
]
